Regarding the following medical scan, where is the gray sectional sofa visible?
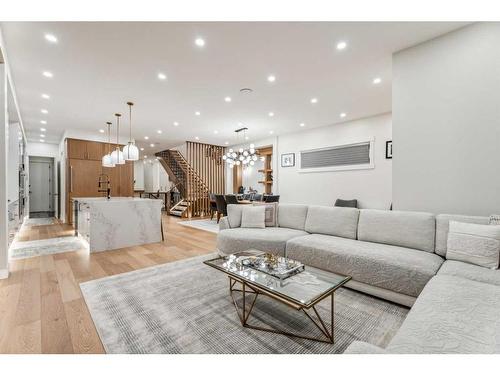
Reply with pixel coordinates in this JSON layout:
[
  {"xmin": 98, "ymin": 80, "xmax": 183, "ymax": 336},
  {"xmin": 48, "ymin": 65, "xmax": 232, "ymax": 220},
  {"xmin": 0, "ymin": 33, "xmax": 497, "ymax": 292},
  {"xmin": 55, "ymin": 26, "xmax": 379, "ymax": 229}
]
[{"xmin": 217, "ymin": 204, "xmax": 500, "ymax": 354}]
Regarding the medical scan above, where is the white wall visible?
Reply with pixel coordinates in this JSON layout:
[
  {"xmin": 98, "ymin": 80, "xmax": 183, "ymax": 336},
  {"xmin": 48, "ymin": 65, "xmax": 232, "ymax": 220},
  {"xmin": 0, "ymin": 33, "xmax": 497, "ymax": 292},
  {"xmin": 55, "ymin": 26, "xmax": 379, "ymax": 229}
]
[
  {"xmin": 143, "ymin": 160, "xmax": 169, "ymax": 191},
  {"xmin": 134, "ymin": 161, "xmax": 144, "ymax": 190},
  {"xmin": 393, "ymin": 23, "xmax": 500, "ymax": 216},
  {"xmin": 278, "ymin": 114, "xmax": 392, "ymax": 208}
]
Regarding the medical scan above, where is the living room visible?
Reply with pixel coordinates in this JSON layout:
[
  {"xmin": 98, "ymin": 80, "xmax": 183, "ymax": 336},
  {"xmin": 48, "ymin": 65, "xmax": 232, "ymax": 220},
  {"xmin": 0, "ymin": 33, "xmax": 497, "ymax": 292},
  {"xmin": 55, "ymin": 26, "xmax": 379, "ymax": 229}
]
[{"xmin": 1, "ymin": 0, "xmax": 499, "ymax": 373}]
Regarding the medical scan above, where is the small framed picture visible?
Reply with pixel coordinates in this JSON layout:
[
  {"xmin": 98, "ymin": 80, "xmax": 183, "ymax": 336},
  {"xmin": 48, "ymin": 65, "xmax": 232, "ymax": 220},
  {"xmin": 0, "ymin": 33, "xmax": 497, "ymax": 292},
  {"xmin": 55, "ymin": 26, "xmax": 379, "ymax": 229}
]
[
  {"xmin": 281, "ymin": 153, "xmax": 295, "ymax": 167},
  {"xmin": 385, "ymin": 141, "xmax": 393, "ymax": 159}
]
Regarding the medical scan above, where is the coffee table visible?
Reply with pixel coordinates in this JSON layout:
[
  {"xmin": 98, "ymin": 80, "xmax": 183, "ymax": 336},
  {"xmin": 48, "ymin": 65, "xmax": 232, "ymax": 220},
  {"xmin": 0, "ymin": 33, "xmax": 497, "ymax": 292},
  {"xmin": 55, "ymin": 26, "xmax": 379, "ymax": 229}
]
[{"xmin": 204, "ymin": 251, "xmax": 351, "ymax": 343}]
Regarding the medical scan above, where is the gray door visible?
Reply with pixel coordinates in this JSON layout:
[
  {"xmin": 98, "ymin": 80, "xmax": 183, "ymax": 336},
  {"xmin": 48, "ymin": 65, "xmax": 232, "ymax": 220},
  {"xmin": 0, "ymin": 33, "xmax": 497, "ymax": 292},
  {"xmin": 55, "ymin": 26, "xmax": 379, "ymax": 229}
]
[{"xmin": 29, "ymin": 161, "xmax": 52, "ymax": 212}]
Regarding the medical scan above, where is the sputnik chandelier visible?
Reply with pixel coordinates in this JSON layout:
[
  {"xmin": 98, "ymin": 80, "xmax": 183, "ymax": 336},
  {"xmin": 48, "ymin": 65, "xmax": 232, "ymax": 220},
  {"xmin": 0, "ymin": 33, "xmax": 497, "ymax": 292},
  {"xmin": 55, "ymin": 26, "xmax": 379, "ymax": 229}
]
[{"xmin": 222, "ymin": 127, "xmax": 258, "ymax": 168}]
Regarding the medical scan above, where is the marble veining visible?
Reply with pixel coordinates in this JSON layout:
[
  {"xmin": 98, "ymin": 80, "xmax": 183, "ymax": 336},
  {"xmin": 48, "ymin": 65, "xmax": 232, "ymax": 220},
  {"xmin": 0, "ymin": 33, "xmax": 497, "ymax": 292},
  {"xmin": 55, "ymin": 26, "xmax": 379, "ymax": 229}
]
[{"xmin": 74, "ymin": 198, "xmax": 162, "ymax": 252}]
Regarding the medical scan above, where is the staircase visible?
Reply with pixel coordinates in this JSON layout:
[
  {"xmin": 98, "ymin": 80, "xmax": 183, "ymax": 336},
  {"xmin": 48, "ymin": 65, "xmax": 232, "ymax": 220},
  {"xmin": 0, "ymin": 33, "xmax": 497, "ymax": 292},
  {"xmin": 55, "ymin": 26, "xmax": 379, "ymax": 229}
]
[{"xmin": 155, "ymin": 149, "xmax": 210, "ymax": 218}]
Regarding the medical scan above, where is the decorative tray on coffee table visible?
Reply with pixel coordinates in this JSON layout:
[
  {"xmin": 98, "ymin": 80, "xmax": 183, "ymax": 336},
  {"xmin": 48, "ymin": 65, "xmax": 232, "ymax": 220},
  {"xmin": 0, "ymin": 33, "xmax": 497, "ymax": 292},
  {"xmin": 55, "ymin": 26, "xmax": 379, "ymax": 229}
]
[{"xmin": 237, "ymin": 251, "xmax": 305, "ymax": 280}]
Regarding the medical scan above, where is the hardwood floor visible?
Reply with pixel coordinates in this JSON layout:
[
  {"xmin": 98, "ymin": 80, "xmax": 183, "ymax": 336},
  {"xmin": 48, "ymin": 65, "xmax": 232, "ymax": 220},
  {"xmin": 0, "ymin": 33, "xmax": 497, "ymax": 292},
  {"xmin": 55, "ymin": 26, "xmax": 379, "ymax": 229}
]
[{"xmin": 0, "ymin": 214, "xmax": 217, "ymax": 354}]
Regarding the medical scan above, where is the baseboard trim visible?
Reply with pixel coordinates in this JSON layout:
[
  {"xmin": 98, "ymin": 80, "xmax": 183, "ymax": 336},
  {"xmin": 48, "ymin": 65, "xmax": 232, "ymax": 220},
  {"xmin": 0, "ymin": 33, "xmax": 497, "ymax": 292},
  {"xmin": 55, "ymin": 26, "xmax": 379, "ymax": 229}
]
[{"xmin": 0, "ymin": 268, "xmax": 9, "ymax": 279}]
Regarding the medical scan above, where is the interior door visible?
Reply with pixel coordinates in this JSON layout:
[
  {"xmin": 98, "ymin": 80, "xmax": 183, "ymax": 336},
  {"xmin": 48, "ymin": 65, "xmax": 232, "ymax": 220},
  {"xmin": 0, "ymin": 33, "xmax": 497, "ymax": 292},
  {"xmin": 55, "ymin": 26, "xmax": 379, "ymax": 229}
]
[{"xmin": 29, "ymin": 161, "xmax": 51, "ymax": 212}]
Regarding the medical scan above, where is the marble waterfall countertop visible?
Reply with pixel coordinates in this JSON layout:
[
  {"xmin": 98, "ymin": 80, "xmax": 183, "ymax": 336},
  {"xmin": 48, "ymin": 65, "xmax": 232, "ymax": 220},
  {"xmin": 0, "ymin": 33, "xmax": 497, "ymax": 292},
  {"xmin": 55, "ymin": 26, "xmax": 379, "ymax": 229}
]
[{"xmin": 72, "ymin": 197, "xmax": 163, "ymax": 252}]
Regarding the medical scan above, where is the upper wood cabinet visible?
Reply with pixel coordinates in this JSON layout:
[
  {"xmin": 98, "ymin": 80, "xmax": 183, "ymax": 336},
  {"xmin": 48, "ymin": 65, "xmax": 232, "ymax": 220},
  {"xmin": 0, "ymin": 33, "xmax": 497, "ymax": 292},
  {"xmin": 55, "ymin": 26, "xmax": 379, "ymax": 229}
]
[{"xmin": 67, "ymin": 138, "xmax": 105, "ymax": 161}]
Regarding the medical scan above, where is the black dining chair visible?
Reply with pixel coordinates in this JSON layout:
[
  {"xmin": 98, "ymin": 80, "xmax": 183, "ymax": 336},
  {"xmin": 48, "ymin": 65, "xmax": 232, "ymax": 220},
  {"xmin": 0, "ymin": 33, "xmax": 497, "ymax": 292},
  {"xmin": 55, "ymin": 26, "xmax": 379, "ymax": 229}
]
[
  {"xmin": 215, "ymin": 195, "xmax": 228, "ymax": 223},
  {"xmin": 252, "ymin": 193, "xmax": 263, "ymax": 202},
  {"xmin": 264, "ymin": 195, "xmax": 280, "ymax": 203},
  {"xmin": 209, "ymin": 193, "xmax": 218, "ymax": 220},
  {"xmin": 225, "ymin": 194, "xmax": 239, "ymax": 205}
]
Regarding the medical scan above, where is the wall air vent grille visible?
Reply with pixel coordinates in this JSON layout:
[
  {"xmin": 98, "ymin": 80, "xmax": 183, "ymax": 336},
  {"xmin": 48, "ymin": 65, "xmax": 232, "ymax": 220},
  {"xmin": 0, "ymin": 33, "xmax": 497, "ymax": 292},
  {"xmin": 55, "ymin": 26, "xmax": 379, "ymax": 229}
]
[{"xmin": 300, "ymin": 142, "xmax": 371, "ymax": 170}]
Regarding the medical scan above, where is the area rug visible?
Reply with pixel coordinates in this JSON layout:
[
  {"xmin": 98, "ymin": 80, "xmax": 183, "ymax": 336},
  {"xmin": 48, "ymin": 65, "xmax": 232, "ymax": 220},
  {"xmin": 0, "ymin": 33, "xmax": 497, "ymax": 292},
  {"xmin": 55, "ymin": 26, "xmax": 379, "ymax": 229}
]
[
  {"xmin": 80, "ymin": 254, "xmax": 409, "ymax": 354},
  {"xmin": 23, "ymin": 217, "xmax": 56, "ymax": 226},
  {"xmin": 177, "ymin": 219, "xmax": 219, "ymax": 234},
  {"xmin": 9, "ymin": 236, "xmax": 87, "ymax": 259}
]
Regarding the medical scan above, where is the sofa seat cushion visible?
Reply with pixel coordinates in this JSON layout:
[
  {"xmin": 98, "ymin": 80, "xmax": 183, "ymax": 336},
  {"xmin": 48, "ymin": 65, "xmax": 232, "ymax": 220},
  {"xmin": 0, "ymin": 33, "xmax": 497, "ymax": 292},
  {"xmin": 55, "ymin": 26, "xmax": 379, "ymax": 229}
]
[
  {"xmin": 286, "ymin": 234, "xmax": 444, "ymax": 297},
  {"xmin": 387, "ymin": 275, "xmax": 500, "ymax": 353},
  {"xmin": 216, "ymin": 227, "xmax": 309, "ymax": 256},
  {"xmin": 438, "ymin": 260, "xmax": 500, "ymax": 286}
]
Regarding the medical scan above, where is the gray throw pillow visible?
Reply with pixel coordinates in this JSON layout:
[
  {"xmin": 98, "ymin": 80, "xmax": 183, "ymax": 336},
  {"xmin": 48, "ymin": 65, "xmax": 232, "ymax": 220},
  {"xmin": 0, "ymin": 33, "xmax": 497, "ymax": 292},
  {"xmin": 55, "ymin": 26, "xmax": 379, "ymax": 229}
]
[
  {"xmin": 241, "ymin": 206, "xmax": 266, "ymax": 229},
  {"xmin": 446, "ymin": 221, "xmax": 500, "ymax": 269},
  {"xmin": 252, "ymin": 202, "xmax": 278, "ymax": 227}
]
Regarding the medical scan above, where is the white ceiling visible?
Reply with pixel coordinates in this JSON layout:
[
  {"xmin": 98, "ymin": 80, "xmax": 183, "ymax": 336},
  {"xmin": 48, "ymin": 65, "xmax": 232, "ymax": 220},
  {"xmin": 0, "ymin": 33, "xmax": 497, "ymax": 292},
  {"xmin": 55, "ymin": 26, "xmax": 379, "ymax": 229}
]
[{"xmin": 1, "ymin": 22, "xmax": 467, "ymax": 154}]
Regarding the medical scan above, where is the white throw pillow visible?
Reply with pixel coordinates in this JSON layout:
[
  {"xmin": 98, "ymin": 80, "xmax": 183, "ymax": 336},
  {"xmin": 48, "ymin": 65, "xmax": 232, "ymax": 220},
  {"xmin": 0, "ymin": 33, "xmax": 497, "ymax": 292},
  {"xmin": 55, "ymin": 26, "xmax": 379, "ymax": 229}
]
[
  {"xmin": 446, "ymin": 221, "xmax": 500, "ymax": 269},
  {"xmin": 240, "ymin": 206, "xmax": 266, "ymax": 229},
  {"xmin": 252, "ymin": 202, "xmax": 278, "ymax": 227}
]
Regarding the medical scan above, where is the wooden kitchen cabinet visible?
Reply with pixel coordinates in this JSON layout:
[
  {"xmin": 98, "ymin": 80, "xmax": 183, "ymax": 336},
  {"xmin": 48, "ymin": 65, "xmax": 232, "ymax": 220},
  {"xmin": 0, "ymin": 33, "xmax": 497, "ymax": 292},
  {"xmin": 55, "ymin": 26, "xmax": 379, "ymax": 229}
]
[
  {"xmin": 67, "ymin": 138, "xmax": 105, "ymax": 160},
  {"xmin": 65, "ymin": 138, "xmax": 135, "ymax": 223}
]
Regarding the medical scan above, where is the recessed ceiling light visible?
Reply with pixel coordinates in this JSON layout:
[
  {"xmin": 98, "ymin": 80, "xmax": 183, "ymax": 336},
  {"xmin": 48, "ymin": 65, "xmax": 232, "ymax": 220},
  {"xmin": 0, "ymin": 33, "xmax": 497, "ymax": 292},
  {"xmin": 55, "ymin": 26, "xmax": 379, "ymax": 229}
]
[
  {"xmin": 40, "ymin": 134, "xmax": 46, "ymax": 138},
  {"xmin": 269, "ymin": 130, "xmax": 274, "ymax": 135},
  {"xmin": 158, "ymin": 73, "xmax": 167, "ymax": 80},
  {"xmin": 144, "ymin": 155, "xmax": 148, "ymax": 159},
  {"xmin": 173, "ymin": 122, "xmax": 179, "ymax": 126},
  {"xmin": 44, "ymin": 33, "xmax": 58, "ymax": 43},
  {"xmin": 195, "ymin": 38, "xmax": 205, "ymax": 47},
  {"xmin": 213, "ymin": 130, "xmax": 219, "ymax": 134},
  {"xmin": 267, "ymin": 75, "xmax": 276, "ymax": 83},
  {"xmin": 224, "ymin": 96, "xmax": 232, "ymax": 102},
  {"xmin": 310, "ymin": 98, "xmax": 318, "ymax": 104},
  {"xmin": 140, "ymin": 147, "xmax": 144, "ymax": 151},
  {"xmin": 224, "ymin": 141, "xmax": 229, "ymax": 145},
  {"xmin": 41, "ymin": 109, "xmax": 48, "ymax": 114},
  {"xmin": 40, "ymin": 127, "xmax": 46, "ymax": 132},
  {"xmin": 373, "ymin": 77, "xmax": 382, "ymax": 85},
  {"xmin": 336, "ymin": 41, "xmax": 347, "ymax": 50},
  {"xmin": 245, "ymin": 136, "xmax": 249, "ymax": 141},
  {"xmin": 150, "ymin": 143, "xmax": 155, "ymax": 148},
  {"xmin": 40, "ymin": 139, "xmax": 45, "ymax": 143},
  {"xmin": 195, "ymin": 111, "xmax": 201, "ymax": 116},
  {"xmin": 340, "ymin": 112, "xmax": 347, "ymax": 118},
  {"xmin": 299, "ymin": 123, "xmax": 305, "ymax": 127},
  {"xmin": 144, "ymin": 136, "xmax": 149, "ymax": 140},
  {"xmin": 195, "ymin": 136, "xmax": 200, "ymax": 140},
  {"xmin": 268, "ymin": 112, "xmax": 274, "ymax": 117},
  {"xmin": 41, "ymin": 93, "xmax": 50, "ymax": 99},
  {"xmin": 42, "ymin": 71, "xmax": 53, "ymax": 78},
  {"xmin": 99, "ymin": 129, "xmax": 105, "ymax": 133},
  {"xmin": 157, "ymin": 130, "xmax": 162, "ymax": 134},
  {"xmin": 40, "ymin": 120, "xmax": 47, "ymax": 125},
  {"xmin": 18, "ymin": 137, "xmax": 22, "ymax": 141}
]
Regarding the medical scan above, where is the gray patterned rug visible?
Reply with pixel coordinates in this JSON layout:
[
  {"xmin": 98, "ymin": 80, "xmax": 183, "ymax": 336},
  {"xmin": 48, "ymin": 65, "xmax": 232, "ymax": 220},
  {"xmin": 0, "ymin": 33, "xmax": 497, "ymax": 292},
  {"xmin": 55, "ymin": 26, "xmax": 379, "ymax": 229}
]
[
  {"xmin": 80, "ymin": 254, "xmax": 408, "ymax": 354},
  {"xmin": 9, "ymin": 236, "xmax": 87, "ymax": 259},
  {"xmin": 178, "ymin": 219, "xmax": 219, "ymax": 234}
]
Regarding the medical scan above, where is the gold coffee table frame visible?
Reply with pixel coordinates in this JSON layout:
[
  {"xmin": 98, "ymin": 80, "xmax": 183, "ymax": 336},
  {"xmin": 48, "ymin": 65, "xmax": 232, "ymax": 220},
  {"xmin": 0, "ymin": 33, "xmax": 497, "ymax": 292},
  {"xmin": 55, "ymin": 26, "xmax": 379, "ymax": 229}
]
[{"xmin": 205, "ymin": 257, "xmax": 351, "ymax": 344}]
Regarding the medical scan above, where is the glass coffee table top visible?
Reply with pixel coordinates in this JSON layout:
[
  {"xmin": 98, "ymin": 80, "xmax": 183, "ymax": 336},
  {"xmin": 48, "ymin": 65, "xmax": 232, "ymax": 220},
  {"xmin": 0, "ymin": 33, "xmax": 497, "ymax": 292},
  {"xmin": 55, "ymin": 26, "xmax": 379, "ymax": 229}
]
[{"xmin": 204, "ymin": 250, "xmax": 350, "ymax": 308}]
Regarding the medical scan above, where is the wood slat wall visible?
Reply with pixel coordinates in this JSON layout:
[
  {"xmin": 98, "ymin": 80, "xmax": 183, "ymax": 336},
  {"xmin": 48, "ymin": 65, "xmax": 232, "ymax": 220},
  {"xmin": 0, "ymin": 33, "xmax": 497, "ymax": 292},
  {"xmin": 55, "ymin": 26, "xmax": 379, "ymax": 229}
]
[{"xmin": 186, "ymin": 141, "xmax": 225, "ymax": 217}]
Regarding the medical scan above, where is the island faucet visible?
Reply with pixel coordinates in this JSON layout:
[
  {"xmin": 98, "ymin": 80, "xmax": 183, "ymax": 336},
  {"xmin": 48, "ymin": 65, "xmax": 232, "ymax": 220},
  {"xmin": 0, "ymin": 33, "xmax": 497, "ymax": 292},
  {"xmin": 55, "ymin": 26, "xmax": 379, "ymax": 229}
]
[{"xmin": 98, "ymin": 174, "xmax": 111, "ymax": 200}]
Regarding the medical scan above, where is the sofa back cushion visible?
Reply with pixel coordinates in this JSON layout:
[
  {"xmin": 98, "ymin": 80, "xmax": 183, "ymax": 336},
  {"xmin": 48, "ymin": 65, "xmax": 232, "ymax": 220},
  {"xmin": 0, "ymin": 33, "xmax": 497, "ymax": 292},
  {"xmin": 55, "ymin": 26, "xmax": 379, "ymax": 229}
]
[
  {"xmin": 435, "ymin": 214, "xmax": 490, "ymax": 257},
  {"xmin": 446, "ymin": 221, "xmax": 500, "ymax": 269},
  {"xmin": 227, "ymin": 204, "xmax": 244, "ymax": 228},
  {"xmin": 305, "ymin": 206, "xmax": 359, "ymax": 239},
  {"xmin": 357, "ymin": 209, "xmax": 436, "ymax": 252},
  {"xmin": 278, "ymin": 204, "xmax": 309, "ymax": 231}
]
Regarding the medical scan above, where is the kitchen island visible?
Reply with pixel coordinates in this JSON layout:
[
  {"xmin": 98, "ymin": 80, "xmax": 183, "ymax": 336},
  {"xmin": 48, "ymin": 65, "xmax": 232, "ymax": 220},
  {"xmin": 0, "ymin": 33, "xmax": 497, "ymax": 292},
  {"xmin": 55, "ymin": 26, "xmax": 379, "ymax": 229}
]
[{"xmin": 72, "ymin": 197, "xmax": 163, "ymax": 252}]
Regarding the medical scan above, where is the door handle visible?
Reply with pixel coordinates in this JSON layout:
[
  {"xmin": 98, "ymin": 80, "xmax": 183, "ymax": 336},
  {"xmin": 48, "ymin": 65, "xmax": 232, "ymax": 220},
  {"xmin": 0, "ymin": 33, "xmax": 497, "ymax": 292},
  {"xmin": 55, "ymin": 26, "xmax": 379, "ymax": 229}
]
[{"xmin": 70, "ymin": 166, "xmax": 74, "ymax": 192}]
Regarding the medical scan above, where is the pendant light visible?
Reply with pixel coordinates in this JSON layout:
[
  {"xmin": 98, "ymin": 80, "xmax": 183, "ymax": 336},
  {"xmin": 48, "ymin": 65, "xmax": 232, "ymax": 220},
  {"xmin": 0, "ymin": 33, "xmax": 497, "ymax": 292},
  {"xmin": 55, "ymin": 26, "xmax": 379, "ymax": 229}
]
[
  {"xmin": 102, "ymin": 121, "xmax": 115, "ymax": 167},
  {"xmin": 110, "ymin": 113, "xmax": 125, "ymax": 165},
  {"xmin": 123, "ymin": 101, "xmax": 139, "ymax": 161}
]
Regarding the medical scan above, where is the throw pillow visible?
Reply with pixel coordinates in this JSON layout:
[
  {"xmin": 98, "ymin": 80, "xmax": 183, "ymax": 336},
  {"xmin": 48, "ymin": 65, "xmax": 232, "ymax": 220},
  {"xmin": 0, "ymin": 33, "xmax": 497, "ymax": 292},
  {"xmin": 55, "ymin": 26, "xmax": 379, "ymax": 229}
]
[
  {"xmin": 241, "ymin": 206, "xmax": 266, "ymax": 229},
  {"xmin": 252, "ymin": 202, "xmax": 278, "ymax": 227},
  {"xmin": 446, "ymin": 221, "xmax": 500, "ymax": 269},
  {"xmin": 489, "ymin": 214, "xmax": 500, "ymax": 225}
]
